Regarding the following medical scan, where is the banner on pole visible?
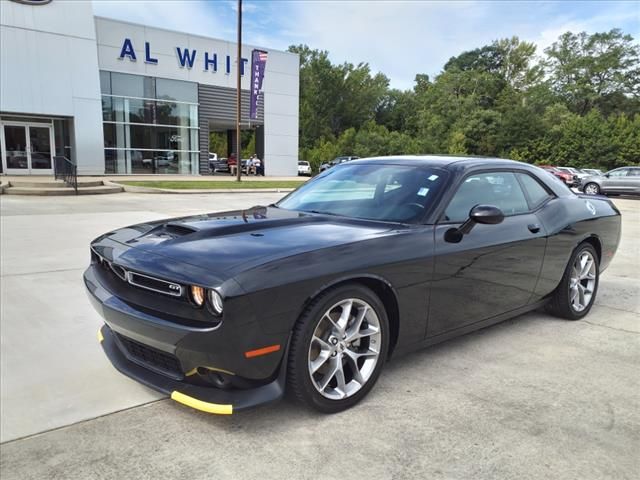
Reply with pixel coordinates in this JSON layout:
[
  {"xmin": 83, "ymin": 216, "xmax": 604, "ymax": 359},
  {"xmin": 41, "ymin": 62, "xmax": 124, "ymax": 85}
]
[{"xmin": 249, "ymin": 49, "xmax": 268, "ymax": 120}]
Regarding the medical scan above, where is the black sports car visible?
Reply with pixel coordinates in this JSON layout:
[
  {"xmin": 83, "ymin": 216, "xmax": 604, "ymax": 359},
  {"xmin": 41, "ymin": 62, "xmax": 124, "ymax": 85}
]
[{"xmin": 86, "ymin": 156, "xmax": 621, "ymax": 414}]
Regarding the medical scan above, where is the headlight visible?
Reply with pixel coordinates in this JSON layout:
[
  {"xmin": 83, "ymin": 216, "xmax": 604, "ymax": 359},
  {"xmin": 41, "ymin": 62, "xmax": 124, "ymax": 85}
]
[
  {"xmin": 190, "ymin": 286, "xmax": 205, "ymax": 306},
  {"xmin": 208, "ymin": 289, "xmax": 224, "ymax": 315}
]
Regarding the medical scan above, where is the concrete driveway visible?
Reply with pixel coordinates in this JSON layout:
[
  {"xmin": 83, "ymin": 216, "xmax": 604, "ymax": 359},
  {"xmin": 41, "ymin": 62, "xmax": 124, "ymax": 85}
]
[{"xmin": 0, "ymin": 193, "xmax": 638, "ymax": 479}]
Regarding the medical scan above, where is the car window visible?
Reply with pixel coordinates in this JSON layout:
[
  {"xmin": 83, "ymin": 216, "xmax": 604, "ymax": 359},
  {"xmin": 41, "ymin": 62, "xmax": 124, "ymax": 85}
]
[
  {"xmin": 626, "ymin": 168, "xmax": 640, "ymax": 177},
  {"xmin": 609, "ymin": 168, "xmax": 628, "ymax": 177},
  {"xmin": 444, "ymin": 172, "xmax": 529, "ymax": 223},
  {"xmin": 278, "ymin": 164, "xmax": 447, "ymax": 223},
  {"xmin": 517, "ymin": 173, "xmax": 553, "ymax": 209}
]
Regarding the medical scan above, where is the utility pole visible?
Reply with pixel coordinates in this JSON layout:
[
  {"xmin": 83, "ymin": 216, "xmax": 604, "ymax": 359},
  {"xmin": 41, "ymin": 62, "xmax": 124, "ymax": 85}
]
[{"xmin": 235, "ymin": 0, "xmax": 242, "ymax": 182}]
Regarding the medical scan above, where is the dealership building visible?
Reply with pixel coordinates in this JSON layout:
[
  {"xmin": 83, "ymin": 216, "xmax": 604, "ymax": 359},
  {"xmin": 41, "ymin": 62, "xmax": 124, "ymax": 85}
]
[{"xmin": 0, "ymin": 0, "xmax": 299, "ymax": 176}]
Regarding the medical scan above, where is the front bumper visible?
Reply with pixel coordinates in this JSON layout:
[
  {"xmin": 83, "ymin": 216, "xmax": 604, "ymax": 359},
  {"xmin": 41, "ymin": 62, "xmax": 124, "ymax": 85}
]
[
  {"xmin": 98, "ymin": 325, "xmax": 286, "ymax": 413},
  {"xmin": 85, "ymin": 264, "xmax": 289, "ymax": 413}
]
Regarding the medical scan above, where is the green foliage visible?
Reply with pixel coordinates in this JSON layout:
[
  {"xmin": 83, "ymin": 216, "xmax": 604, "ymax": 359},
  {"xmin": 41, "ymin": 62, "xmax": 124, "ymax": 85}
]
[
  {"xmin": 293, "ymin": 30, "xmax": 639, "ymax": 173},
  {"xmin": 544, "ymin": 29, "xmax": 640, "ymax": 115},
  {"xmin": 209, "ymin": 132, "xmax": 227, "ymax": 156}
]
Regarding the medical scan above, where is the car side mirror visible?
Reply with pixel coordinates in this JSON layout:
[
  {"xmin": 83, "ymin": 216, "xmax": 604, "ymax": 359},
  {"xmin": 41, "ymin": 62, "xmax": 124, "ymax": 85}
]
[
  {"xmin": 445, "ymin": 205, "xmax": 504, "ymax": 243},
  {"xmin": 604, "ymin": 173, "xmax": 610, "ymax": 178}
]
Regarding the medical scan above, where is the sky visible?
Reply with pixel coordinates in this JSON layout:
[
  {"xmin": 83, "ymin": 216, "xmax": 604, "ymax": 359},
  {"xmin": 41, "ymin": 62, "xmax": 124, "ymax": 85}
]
[{"xmin": 93, "ymin": 0, "xmax": 640, "ymax": 90}]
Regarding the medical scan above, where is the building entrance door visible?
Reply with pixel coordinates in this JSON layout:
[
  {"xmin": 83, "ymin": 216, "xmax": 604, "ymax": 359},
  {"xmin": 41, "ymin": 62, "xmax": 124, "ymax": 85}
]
[{"xmin": 1, "ymin": 123, "xmax": 55, "ymax": 175}]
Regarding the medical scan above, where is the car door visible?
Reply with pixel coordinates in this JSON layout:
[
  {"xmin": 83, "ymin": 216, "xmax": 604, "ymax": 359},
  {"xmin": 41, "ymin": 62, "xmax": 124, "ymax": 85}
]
[
  {"xmin": 601, "ymin": 168, "xmax": 630, "ymax": 193},
  {"xmin": 427, "ymin": 170, "xmax": 548, "ymax": 338},
  {"xmin": 622, "ymin": 167, "xmax": 640, "ymax": 194}
]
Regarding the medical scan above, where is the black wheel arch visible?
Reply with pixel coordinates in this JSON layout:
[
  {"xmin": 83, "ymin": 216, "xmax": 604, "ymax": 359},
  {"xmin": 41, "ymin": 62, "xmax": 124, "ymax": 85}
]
[{"xmin": 293, "ymin": 274, "xmax": 401, "ymax": 359}]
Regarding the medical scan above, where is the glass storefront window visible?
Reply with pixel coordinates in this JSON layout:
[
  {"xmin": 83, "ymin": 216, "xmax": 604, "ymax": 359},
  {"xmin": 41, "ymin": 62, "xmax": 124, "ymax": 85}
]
[
  {"xmin": 102, "ymin": 96, "xmax": 112, "ymax": 121},
  {"xmin": 156, "ymin": 101, "xmax": 196, "ymax": 127},
  {"xmin": 53, "ymin": 119, "xmax": 72, "ymax": 159},
  {"xmin": 100, "ymin": 71, "xmax": 198, "ymax": 175},
  {"xmin": 100, "ymin": 71, "xmax": 111, "ymax": 95},
  {"xmin": 104, "ymin": 147, "xmax": 198, "ymax": 174},
  {"xmin": 156, "ymin": 78, "xmax": 197, "ymax": 103},
  {"xmin": 110, "ymin": 72, "xmax": 155, "ymax": 99},
  {"xmin": 126, "ymin": 98, "xmax": 156, "ymax": 124}
]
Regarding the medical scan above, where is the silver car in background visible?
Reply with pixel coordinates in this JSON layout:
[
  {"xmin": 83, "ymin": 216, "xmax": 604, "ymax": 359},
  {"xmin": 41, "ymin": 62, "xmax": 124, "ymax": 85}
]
[{"xmin": 581, "ymin": 166, "xmax": 640, "ymax": 196}]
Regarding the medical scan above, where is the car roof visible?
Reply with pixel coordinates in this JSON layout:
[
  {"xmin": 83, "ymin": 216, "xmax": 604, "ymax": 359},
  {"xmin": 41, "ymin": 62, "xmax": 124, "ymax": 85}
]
[{"xmin": 348, "ymin": 155, "xmax": 532, "ymax": 170}]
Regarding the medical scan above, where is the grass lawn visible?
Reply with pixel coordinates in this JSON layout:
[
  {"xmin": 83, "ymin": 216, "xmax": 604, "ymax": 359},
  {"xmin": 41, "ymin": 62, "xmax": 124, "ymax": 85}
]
[{"xmin": 119, "ymin": 180, "xmax": 306, "ymax": 190}]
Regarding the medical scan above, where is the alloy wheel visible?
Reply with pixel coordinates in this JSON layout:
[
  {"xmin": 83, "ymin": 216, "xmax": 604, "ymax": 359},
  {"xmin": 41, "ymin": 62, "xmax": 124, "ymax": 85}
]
[
  {"xmin": 569, "ymin": 251, "xmax": 597, "ymax": 312},
  {"xmin": 584, "ymin": 183, "xmax": 599, "ymax": 195},
  {"xmin": 308, "ymin": 298, "xmax": 382, "ymax": 400}
]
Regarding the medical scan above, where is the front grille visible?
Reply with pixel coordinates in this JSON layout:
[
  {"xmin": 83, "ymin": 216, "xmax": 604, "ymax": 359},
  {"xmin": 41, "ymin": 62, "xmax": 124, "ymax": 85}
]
[
  {"xmin": 92, "ymin": 248, "xmax": 184, "ymax": 298},
  {"xmin": 115, "ymin": 333, "xmax": 183, "ymax": 379},
  {"xmin": 127, "ymin": 271, "xmax": 183, "ymax": 297}
]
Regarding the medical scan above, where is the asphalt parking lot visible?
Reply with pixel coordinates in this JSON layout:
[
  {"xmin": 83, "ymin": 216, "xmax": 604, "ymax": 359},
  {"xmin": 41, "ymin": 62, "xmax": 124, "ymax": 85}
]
[{"xmin": 1, "ymin": 193, "xmax": 638, "ymax": 479}]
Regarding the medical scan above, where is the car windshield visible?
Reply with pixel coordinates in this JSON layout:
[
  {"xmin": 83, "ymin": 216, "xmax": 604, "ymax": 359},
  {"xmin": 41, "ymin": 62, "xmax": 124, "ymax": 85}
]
[
  {"xmin": 298, "ymin": 162, "xmax": 309, "ymax": 166},
  {"xmin": 277, "ymin": 163, "xmax": 447, "ymax": 223}
]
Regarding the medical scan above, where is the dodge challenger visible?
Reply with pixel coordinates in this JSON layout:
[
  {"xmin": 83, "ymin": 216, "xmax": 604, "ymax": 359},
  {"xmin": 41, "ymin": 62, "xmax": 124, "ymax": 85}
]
[{"xmin": 85, "ymin": 156, "xmax": 621, "ymax": 414}]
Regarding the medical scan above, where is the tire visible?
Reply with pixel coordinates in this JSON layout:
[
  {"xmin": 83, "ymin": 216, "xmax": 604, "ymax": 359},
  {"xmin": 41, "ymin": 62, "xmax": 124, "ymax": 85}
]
[
  {"xmin": 287, "ymin": 284, "xmax": 389, "ymax": 413},
  {"xmin": 546, "ymin": 243, "xmax": 599, "ymax": 320},
  {"xmin": 584, "ymin": 183, "xmax": 600, "ymax": 195}
]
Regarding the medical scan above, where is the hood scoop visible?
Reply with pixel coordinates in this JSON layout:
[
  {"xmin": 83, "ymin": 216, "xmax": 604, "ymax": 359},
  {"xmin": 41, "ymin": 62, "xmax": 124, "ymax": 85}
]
[{"xmin": 127, "ymin": 222, "xmax": 200, "ymax": 244}]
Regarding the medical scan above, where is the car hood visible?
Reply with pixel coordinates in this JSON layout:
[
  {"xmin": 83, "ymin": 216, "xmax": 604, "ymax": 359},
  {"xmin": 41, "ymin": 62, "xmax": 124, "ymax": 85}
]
[{"xmin": 96, "ymin": 206, "xmax": 394, "ymax": 277}]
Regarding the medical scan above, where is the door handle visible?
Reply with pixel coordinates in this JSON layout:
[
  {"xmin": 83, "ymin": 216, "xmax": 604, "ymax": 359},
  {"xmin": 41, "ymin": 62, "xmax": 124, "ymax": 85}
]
[{"xmin": 528, "ymin": 224, "xmax": 541, "ymax": 233}]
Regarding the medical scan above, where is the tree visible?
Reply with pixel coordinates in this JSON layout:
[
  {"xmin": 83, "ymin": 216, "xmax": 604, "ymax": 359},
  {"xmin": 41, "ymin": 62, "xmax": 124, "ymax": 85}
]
[
  {"xmin": 290, "ymin": 28, "xmax": 639, "ymax": 172},
  {"xmin": 288, "ymin": 45, "xmax": 389, "ymax": 149},
  {"xmin": 493, "ymin": 37, "xmax": 543, "ymax": 91},
  {"xmin": 545, "ymin": 29, "xmax": 640, "ymax": 115}
]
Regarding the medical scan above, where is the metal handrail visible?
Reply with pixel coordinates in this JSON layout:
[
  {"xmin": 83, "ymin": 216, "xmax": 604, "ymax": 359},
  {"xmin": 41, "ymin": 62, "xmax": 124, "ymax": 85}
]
[{"xmin": 54, "ymin": 156, "xmax": 78, "ymax": 194}]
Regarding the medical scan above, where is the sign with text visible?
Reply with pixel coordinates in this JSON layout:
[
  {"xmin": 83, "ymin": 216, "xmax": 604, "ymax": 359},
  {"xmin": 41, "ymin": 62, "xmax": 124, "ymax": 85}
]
[{"xmin": 249, "ymin": 49, "xmax": 268, "ymax": 120}]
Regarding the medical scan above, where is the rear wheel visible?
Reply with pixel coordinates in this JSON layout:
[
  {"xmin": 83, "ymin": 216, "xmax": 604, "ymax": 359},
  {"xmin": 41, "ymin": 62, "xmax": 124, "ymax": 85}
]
[
  {"xmin": 584, "ymin": 183, "xmax": 600, "ymax": 195},
  {"xmin": 546, "ymin": 243, "xmax": 599, "ymax": 320},
  {"xmin": 288, "ymin": 284, "xmax": 389, "ymax": 413}
]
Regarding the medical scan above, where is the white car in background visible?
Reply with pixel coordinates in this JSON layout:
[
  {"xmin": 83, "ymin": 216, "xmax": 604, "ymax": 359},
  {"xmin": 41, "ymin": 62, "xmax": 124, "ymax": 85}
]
[
  {"xmin": 298, "ymin": 161, "xmax": 312, "ymax": 176},
  {"xmin": 582, "ymin": 168, "xmax": 605, "ymax": 176}
]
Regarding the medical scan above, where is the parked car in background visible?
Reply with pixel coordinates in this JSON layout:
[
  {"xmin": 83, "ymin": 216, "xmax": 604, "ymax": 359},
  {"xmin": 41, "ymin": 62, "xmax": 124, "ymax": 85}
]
[
  {"xmin": 582, "ymin": 168, "xmax": 605, "ymax": 176},
  {"xmin": 319, "ymin": 156, "xmax": 359, "ymax": 172},
  {"xmin": 210, "ymin": 157, "xmax": 229, "ymax": 174},
  {"xmin": 539, "ymin": 166, "xmax": 579, "ymax": 187},
  {"xmin": 298, "ymin": 161, "xmax": 312, "ymax": 176},
  {"xmin": 580, "ymin": 166, "xmax": 640, "ymax": 196},
  {"xmin": 557, "ymin": 167, "xmax": 590, "ymax": 182}
]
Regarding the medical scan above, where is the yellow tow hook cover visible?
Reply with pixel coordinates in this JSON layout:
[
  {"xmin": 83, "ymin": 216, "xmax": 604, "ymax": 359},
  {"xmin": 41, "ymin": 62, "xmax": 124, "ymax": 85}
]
[{"xmin": 171, "ymin": 391, "xmax": 233, "ymax": 415}]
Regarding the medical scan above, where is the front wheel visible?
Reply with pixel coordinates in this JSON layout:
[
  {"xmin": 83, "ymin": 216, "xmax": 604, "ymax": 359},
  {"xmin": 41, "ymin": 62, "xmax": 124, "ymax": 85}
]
[
  {"xmin": 584, "ymin": 183, "xmax": 600, "ymax": 195},
  {"xmin": 288, "ymin": 284, "xmax": 389, "ymax": 413},
  {"xmin": 546, "ymin": 243, "xmax": 599, "ymax": 320}
]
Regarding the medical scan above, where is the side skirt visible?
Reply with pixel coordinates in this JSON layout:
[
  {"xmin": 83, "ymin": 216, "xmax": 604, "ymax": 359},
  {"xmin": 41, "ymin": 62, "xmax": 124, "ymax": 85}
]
[{"xmin": 392, "ymin": 298, "xmax": 550, "ymax": 358}]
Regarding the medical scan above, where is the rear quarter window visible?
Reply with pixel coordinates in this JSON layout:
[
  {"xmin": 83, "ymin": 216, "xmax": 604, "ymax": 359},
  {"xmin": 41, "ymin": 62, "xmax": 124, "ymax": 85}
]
[{"xmin": 518, "ymin": 173, "xmax": 554, "ymax": 209}]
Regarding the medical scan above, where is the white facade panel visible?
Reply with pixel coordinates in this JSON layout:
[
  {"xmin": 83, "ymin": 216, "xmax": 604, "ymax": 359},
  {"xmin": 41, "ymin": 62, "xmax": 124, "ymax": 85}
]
[
  {"xmin": 264, "ymin": 93, "xmax": 300, "ymax": 117},
  {"xmin": 0, "ymin": 0, "xmax": 97, "ymax": 39},
  {"xmin": 262, "ymin": 71, "xmax": 299, "ymax": 96},
  {"xmin": 265, "ymin": 154, "xmax": 300, "ymax": 176},
  {"xmin": 1, "ymin": 0, "xmax": 104, "ymax": 174}
]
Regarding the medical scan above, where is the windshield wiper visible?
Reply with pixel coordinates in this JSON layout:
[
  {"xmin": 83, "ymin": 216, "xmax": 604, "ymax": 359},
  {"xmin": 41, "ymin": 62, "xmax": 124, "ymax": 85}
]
[{"xmin": 308, "ymin": 210, "xmax": 340, "ymax": 216}]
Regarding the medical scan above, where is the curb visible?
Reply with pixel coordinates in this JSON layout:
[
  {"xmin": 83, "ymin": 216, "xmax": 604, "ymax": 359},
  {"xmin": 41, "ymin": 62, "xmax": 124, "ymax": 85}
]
[{"xmin": 110, "ymin": 182, "xmax": 295, "ymax": 194}]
